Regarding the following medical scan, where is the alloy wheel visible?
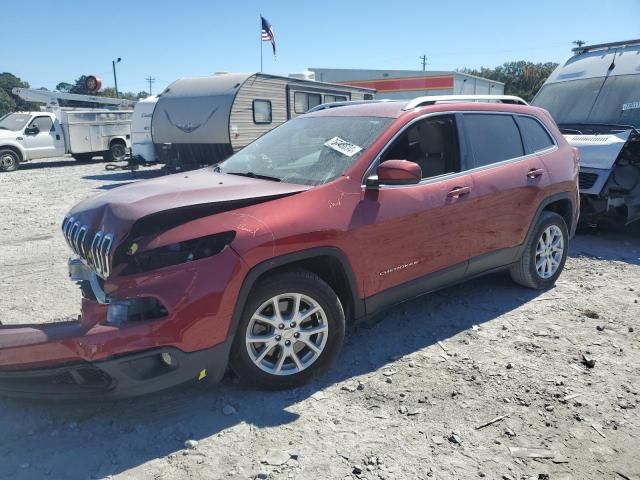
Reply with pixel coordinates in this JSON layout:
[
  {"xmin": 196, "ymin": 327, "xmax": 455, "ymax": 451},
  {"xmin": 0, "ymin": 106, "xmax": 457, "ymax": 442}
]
[
  {"xmin": 245, "ymin": 293, "xmax": 329, "ymax": 376},
  {"xmin": 535, "ymin": 225, "xmax": 564, "ymax": 279}
]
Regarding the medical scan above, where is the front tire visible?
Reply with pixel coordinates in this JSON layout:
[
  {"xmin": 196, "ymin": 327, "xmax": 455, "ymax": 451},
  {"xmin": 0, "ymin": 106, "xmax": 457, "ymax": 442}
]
[
  {"xmin": 230, "ymin": 270, "xmax": 345, "ymax": 389},
  {"xmin": 510, "ymin": 211, "xmax": 569, "ymax": 289},
  {"xmin": 0, "ymin": 149, "xmax": 19, "ymax": 172}
]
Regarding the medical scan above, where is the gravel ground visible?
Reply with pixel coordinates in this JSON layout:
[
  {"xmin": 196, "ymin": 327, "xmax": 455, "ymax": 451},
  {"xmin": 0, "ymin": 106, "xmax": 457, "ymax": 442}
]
[{"xmin": 0, "ymin": 158, "xmax": 639, "ymax": 480}]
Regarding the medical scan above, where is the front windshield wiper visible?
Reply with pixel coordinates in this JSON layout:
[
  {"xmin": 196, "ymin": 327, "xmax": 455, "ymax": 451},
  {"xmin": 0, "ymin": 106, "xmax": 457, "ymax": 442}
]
[{"xmin": 225, "ymin": 171, "xmax": 281, "ymax": 182}]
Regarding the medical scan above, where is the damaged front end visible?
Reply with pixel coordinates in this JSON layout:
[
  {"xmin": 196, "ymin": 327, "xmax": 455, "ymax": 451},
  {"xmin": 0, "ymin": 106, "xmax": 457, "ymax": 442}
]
[
  {"xmin": 0, "ymin": 170, "xmax": 307, "ymax": 399},
  {"xmin": 564, "ymin": 128, "xmax": 640, "ymax": 227}
]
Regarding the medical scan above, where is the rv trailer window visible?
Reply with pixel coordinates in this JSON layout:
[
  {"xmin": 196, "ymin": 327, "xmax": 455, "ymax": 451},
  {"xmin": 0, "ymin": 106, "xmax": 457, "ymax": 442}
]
[
  {"xmin": 324, "ymin": 94, "xmax": 348, "ymax": 103},
  {"xmin": 253, "ymin": 99, "xmax": 272, "ymax": 124},
  {"xmin": 364, "ymin": 94, "xmax": 374, "ymax": 100},
  {"xmin": 294, "ymin": 92, "xmax": 323, "ymax": 114}
]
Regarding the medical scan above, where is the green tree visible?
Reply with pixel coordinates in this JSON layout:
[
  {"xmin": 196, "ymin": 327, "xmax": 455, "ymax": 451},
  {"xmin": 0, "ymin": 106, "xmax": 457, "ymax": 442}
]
[
  {"xmin": 459, "ymin": 61, "xmax": 559, "ymax": 102},
  {"xmin": 0, "ymin": 72, "xmax": 37, "ymax": 115},
  {"xmin": 56, "ymin": 82, "xmax": 74, "ymax": 93},
  {"xmin": 0, "ymin": 88, "xmax": 15, "ymax": 117}
]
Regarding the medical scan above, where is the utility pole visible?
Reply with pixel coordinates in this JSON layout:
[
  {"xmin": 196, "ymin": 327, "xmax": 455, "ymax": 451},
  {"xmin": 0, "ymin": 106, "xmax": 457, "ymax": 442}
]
[
  {"xmin": 112, "ymin": 57, "xmax": 122, "ymax": 98},
  {"xmin": 419, "ymin": 54, "xmax": 428, "ymax": 72},
  {"xmin": 145, "ymin": 76, "xmax": 156, "ymax": 96}
]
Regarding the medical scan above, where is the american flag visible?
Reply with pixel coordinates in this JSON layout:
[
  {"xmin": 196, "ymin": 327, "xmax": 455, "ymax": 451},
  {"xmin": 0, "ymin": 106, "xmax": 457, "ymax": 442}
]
[{"xmin": 261, "ymin": 15, "xmax": 276, "ymax": 57}]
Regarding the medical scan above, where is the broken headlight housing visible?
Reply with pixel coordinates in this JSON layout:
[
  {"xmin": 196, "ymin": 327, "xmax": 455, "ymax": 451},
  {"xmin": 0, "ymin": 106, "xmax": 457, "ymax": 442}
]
[{"xmin": 120, "ymin": 231, "xmax": 236, "ymax": 276}]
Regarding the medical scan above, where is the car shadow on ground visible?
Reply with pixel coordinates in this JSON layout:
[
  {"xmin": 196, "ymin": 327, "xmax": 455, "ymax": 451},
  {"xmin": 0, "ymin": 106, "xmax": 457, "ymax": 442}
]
[
  {"xmin": 0, "ymin": 270, "xmax": 543, "ymax": 480},
  {"xmin": 569, "ymin": 224, "xmax": 640, "ymax": 267},
  {"xmin": 1, "ymin": 230, "xmax": 638, "ymax": 479}
]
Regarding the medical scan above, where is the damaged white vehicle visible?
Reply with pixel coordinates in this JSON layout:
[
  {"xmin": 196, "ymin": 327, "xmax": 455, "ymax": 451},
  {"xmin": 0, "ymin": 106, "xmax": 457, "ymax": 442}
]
[{"xmin": 532, "ymin": 39, "xmax": 640, "ymax": 227}]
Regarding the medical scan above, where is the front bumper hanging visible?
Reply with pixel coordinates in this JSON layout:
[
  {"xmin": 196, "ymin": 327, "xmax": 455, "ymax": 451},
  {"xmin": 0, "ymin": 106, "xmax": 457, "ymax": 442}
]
[{"xmin": 0, "ymin": 342, "xmax": 232, "ymax": 400}]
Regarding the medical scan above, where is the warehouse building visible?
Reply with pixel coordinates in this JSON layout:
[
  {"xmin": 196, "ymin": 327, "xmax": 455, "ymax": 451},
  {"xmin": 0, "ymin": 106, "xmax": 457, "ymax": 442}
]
[{"xmin": 307, "ymin": 68, "xmax": 504, "ymax": 100}]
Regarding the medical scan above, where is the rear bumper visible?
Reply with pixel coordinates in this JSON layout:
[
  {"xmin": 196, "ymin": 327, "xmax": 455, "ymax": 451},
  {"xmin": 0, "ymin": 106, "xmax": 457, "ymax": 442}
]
[{"xmin": 0, "ymin": 340, "xmax": 232, "ymax": 400}]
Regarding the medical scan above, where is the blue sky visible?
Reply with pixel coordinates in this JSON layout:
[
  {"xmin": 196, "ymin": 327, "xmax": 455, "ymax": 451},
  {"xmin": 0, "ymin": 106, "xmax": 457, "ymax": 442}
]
[{"xmin": 4, "ymin": 0, "xmax": 639, "ymax": 94}]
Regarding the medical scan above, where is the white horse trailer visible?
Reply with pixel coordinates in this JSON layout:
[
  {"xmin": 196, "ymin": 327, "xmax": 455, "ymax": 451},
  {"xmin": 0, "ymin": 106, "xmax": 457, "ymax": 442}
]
[{"xmin": 151, "ymin": 72, "xmax": 375, "ymax": 171}]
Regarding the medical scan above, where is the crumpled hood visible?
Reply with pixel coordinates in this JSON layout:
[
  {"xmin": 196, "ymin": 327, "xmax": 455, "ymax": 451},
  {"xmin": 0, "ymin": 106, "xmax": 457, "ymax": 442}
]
[
  {"xmin": 65, "ymin": 168, "xmax": 309, "ymax": 242},
  {"xmin": 564, "ymin": 130, "xmax": 633, "ymax": 170}
]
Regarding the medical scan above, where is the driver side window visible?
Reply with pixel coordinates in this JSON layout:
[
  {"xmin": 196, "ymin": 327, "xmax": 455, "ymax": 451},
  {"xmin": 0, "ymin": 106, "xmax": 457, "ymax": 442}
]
[
  {"xmin": 381, "ymin": 115, "xmax": 460, "ymax": 180},
  {"xmin": 29, "ymin": 116, "xmax": 54, "ymax": 133}
]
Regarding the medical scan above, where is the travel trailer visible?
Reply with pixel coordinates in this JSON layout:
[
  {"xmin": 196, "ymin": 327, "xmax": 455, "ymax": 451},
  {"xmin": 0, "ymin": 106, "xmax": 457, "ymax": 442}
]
[
  {"xmin": 130, "ymin": 95, "xmax": 158, "ymax": 164},
  {"xmin": 150, "ymin": 72, "xmax": 375, "ymax": 171}
]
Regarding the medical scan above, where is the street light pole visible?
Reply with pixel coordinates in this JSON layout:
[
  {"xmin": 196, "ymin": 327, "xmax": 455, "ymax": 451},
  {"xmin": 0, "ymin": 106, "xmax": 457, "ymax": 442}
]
[{"xmin": 112, "ymin": 57, "xmax": 122, "ymax": 98}]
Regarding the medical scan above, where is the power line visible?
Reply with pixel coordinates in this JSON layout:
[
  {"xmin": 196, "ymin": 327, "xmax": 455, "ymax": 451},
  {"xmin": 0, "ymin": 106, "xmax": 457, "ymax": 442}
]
[{"xmin": 145, "ymin": 76, "xmax": 156, "ymax": 95}]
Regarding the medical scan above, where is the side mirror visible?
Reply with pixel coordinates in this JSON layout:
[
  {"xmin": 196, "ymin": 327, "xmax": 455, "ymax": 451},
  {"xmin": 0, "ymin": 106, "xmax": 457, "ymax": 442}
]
[
  {"xmin": 367, "ymin": 160, "xmax": 422, "ymax": 187},
  {"xmin": 25, "ymin": 125, "xmax": 39, "ymax": 135}
]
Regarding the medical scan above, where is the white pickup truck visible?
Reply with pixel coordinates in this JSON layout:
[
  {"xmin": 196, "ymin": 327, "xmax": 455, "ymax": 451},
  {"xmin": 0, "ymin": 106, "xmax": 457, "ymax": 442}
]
[{"xmin": 0, "ymin": 109, "xmax": 133, "ymax": 172}]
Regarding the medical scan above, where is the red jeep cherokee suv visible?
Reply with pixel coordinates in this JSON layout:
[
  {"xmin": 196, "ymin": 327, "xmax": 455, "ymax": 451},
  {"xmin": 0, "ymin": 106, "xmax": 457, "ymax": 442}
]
[{"xmin": 0, "ymin": 98, "xmax": 579, "ymax": 398}]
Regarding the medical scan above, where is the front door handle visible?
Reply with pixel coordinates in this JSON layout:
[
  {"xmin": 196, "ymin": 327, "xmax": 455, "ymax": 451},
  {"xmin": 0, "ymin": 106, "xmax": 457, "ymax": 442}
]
[
  {"xmin": 527, "ymin": 168, "xmax": 545, "ymax": 179},
  {"xmin": 447, "ymin": 186, "xmax": 471, "ymax": 198}
]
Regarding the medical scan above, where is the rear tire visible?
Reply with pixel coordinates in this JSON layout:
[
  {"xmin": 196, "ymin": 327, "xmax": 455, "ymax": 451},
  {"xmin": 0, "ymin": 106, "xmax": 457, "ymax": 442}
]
[
  {"xmin": 230, "ymin": 270, "xmax": 345, "ymax": 389},
  {"xmin": 0, "ymin": 149, "xmax": 19, "ymax": 172},
  {"xmin": 105, "ymin": 141, "xmax": 127, "ymax": 162},
  {"xmin": 510, "ymin": 211, "xmax": 569, "ymax": 289}
]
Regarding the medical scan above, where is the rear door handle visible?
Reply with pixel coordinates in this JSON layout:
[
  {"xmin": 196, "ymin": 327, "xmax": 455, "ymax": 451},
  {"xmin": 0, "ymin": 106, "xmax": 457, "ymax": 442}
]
[
  {"xmin": 447, "ymin": 186, "xmax": 471, "ymax": 198},
  {"xmin": 527, "ymin": 168, "xmax": 545, "ymax": 179}
]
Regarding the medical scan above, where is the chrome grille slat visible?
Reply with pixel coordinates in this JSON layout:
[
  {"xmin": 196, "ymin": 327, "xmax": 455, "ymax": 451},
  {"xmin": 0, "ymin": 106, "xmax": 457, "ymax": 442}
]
[
  {"xmin": 90, "ymin": 231, "xmax": 103, "ymax": 274},
  {"xmin": 61, "ymin": 217, "xmax": 114, "ymax": 279}
]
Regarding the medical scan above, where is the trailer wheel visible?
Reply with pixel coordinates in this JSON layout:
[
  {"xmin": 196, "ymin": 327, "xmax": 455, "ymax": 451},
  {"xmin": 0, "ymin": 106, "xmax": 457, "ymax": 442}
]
[
  {"xmin": 105, "ymin": 141, "xmax": 127, "ymax": 162},
  {"xmin": 0, "ymin": 148, "xmax": 20, "ymax": 172}
]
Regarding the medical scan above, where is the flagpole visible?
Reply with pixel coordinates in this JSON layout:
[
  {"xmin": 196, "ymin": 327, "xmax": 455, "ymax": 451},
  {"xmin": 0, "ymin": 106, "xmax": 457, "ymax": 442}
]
[{"xmin": 259, "ymin": 14, "xmax": 263, "ymax": 73}]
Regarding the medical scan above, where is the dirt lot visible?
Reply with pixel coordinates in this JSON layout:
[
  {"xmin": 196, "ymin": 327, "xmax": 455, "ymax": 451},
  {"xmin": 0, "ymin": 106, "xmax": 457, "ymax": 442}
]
[{"xmin": 0, "ymin": 158, "xmax": 639, "ymax": 480}]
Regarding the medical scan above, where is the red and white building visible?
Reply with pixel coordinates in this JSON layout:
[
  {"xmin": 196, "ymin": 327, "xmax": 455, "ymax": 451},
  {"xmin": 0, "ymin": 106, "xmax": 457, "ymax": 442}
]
[{"xmin": 307, "ymin": 68, "xmax": 504, "ymax": 100}]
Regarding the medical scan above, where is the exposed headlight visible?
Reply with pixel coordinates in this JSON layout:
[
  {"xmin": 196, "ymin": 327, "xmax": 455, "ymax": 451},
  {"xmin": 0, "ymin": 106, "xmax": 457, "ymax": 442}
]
[{"xmin": 121, "ymin": 231, "xmax": 236, "ymax": 276}]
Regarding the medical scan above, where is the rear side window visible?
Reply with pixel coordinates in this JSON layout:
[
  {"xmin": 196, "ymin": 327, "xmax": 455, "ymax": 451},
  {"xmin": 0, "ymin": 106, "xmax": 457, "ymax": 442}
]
[
  {"xmin": 464, "ymin": 114, "xmax": 524, "ymax": 168},
  {"xmin": 515, "ymin": 116, "xmax": 555, "ymax": 153}
]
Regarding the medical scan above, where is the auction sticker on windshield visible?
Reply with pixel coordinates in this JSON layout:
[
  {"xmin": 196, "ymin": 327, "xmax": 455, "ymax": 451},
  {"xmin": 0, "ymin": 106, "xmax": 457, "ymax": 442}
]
[
  {"xmin": 324, "ymin": 137, "xmax": 363, "ymax": 157},
  {"xmin": 622, "ymin": 101, "xmax": 640, "ymax": 111}
]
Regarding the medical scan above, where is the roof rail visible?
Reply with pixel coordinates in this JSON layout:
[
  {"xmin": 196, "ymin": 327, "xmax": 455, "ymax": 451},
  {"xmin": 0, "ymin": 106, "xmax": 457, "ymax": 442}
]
[
  {"xmin": 572, "ymin": 38, "xmax": 640, "ymax": 54},
  {"xmin": 306, "ymin": 99, "xmax": 394, "ymax": 113},
  {"xmin": 403, "ymin": 94, "xmax": 528, "ymax": 110}
]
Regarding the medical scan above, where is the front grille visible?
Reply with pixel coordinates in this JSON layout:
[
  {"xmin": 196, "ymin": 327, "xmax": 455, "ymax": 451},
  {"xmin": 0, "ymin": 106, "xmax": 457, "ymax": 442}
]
[
  {"xmin": 579, "ymin": 172, "xmax": 598, "ymax": 190},
  {"xmin": 62, "ymin": 217, "xmax": 114, "ymax": 278}
]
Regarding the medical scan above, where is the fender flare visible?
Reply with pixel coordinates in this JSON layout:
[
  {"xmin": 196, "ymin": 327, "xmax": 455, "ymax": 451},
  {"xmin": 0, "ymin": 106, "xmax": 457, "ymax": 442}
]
[
  {"xmin": 0, "ymin": 142, "xmax": 26, "ymax": 162},
  {"xmin": 109, "ymin": 136, "xmax": 130, "ymax": 148},
  {"xmin": 517, "ymin": 191, "xmax": 577, "ymax": 258},
  {"xmin": 226, "ymin": 247, "xmax": 365, "ymax": 340}
]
